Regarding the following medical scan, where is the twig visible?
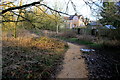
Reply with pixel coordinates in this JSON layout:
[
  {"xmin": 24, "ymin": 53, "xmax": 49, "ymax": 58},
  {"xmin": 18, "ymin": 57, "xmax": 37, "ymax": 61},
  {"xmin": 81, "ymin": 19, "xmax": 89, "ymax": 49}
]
[
  {"xmin": 1, "ymin": 1, "xmax": 70, "ymax": 16},
  {"xmin": 1, "ymin": 20, "xmax": 25, "ymax": 22},
  {"xmin": 116, "ymin": 64, "xmax": 119, "ymax": 75},
  {"xmin": 10, "ymin": 11, "xmax": 36, "ymax": 28}
]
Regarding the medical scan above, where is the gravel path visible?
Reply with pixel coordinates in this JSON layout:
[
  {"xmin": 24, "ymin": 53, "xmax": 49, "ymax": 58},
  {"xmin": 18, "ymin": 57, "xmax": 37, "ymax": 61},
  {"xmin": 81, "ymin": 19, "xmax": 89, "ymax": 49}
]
[{"xmin": 57, "ymin": 42, "xmax": 88, "ymax": 79}]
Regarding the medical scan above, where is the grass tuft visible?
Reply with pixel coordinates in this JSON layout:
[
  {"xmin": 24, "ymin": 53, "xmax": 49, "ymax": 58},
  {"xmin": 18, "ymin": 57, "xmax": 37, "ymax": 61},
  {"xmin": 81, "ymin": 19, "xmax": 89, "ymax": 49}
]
[{"xmin": 2, "ymin": 36, "xmax": 68, "ymax": 79}]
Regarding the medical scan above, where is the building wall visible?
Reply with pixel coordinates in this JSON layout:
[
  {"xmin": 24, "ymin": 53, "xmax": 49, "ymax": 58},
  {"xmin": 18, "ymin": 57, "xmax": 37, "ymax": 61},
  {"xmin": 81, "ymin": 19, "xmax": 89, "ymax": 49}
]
[{"xmin": 64, "ymin": 17, "xmax": 85, "ymax": 29}]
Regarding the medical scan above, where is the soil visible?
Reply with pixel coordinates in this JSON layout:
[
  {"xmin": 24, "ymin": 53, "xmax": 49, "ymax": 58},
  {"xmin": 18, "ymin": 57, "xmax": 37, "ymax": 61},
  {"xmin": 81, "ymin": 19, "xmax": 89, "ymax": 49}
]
[
  {"xmin": 81, "ymin": 46, "xmax": 120, "ymax": 80},
  {"xmin": 56, "ymin": 42, "xmax": 88, "ymax": 79},
  {"xmin": 56, "ymin": 41, "xmax": 120, "ymax": 80}
]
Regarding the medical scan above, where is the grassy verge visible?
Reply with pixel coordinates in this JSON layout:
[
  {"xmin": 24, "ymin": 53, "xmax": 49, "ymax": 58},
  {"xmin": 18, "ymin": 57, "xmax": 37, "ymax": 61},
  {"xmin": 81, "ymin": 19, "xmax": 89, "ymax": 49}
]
[
  {"xmin": 54, "ymin": 36, "xmax": 103, "ymax": 48},
  {"xmin": 54, "ymin": 36, "xmax": 91, "ymax": 44},
  {"xmin": 2, "ymin": 36, "xmax": 68, "ymax": 79}
]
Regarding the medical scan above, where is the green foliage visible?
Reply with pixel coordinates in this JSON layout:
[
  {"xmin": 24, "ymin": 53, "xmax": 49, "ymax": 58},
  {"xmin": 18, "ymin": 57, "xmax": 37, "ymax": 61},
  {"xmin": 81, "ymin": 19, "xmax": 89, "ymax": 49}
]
[
  {"xmin": 99, "ymin": 2, "xmax": 120, "ymax": 39},
  {"xmin": 21, "ymin": 9, "xmax": 63, "ymax": 31},
  {"xmin": 100, "ymin": 2, "xmax": 120, "ymax": 28},
  {"xmin": 55, "ymin": 36, "xmax": 93, "ymax": 45},
  {"xmin": 2, "ymin": 12, "xmax": 15, "ymax": 31},
  {"xmin": 2, "ymin": 4, "xmax": 64, "ymax": 37}
]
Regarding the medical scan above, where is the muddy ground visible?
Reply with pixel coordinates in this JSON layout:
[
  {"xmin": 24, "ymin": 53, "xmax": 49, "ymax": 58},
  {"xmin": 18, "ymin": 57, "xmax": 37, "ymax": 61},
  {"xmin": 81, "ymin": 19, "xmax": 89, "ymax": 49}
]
[{"xmin": 81, "ymin": 46, "xmax": 120, "ymax": 80}]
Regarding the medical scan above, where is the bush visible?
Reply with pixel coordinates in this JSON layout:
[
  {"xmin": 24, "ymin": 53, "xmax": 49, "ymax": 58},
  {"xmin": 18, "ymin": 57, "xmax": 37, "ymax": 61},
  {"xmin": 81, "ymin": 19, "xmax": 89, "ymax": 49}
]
[
  {"xmin": 108, "ymin": 28, "xmax": 120, "ymax": 40},
  {"xmin": 58, "ymin": 30, "xmax": 76, "ymax": 38},
  {"xmin": 34, "ymin": 36, "xmax": 67, "ymax": 52},
  {"xmin": 2, "ymin": 36, "xmax": 68, "ymax": 79}
]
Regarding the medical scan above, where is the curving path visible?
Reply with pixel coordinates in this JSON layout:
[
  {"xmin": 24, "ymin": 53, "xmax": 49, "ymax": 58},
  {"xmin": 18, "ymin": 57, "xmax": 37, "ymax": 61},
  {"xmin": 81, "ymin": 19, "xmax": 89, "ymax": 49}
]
[{"xmin": 57, "ymin": 42, "xmax": 88, "ymax": 79}]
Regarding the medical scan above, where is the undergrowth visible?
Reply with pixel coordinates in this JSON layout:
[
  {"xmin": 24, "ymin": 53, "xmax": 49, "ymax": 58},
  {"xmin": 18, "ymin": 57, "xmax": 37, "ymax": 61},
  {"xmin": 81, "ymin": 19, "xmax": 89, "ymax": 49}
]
[{"xmin": 2, "ymin": 36, "xmax": 68, "ymax": 79}]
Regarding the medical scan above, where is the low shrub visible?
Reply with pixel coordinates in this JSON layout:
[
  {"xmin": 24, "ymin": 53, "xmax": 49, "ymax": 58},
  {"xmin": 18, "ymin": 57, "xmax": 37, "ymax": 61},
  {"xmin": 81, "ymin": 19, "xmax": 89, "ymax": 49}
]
[
  {"xmin": 58, "ymin": 30, "xmax": 76, "ymax": 38},
  {"xmin": 2, "ymin": 36, "xmax": 68, "ymax": 79}
]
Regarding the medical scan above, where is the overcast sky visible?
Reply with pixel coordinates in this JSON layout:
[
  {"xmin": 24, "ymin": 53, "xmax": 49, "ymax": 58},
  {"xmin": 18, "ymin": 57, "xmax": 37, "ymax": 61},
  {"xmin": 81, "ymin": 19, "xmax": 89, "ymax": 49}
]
[
  {"xmin": 44, "ymin": 0, "xmax": 97, "ymax": 20},
  {"xmin": 2, "ymin": 0, "xmax": 103, "ymax": 21}
]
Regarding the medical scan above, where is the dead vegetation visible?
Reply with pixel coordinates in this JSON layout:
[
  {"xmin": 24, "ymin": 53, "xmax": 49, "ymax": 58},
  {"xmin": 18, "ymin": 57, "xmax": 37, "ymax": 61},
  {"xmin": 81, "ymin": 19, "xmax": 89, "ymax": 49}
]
[{"xmin": 2, "ymin": 31, "xmax": 68, "ymax": 79}]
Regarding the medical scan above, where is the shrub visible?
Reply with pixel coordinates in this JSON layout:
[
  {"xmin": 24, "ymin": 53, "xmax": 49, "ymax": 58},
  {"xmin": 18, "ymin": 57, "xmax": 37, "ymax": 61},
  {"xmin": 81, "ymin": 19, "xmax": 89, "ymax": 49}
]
[
  {"xmin": 2, "ymin": 35, "xmax": 68, "ymax": 79},
  {"xmin": 58, "ymin": 30, "xmax": 76, "ymax": 38}
]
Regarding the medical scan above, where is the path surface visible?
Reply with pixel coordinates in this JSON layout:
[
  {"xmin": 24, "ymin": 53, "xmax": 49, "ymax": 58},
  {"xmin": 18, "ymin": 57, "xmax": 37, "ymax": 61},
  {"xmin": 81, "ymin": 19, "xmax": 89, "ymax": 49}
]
[{"xmin": 57, "ymin": 42, "xmax": 88, "ymax": 79}]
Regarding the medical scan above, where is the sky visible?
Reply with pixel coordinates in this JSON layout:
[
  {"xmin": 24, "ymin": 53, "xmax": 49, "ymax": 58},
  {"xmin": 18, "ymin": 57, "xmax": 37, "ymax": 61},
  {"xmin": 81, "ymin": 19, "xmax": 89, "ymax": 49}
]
[
  {"xmin": 43, "ymin": 0, "xmax": 99, "ymax": 21},
  {"xmin": 2, "ymin": 0, "xmax": 103, "ymax": 21}
]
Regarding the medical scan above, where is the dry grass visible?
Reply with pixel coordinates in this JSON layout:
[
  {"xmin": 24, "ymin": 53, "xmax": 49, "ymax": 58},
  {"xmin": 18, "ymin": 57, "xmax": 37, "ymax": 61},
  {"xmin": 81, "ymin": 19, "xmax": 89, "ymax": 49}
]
[
  {"xmin": 2, "ymin": 31, "xmax": 68, "ymax": 79},
  {"xmin": 2, "ymin": 37, "xmax": 32, "ymax": 47},
  {"xmin": 77, "ymin": 35, "xmax": 95, "ymax": 42},
  {"xmin": 34, "ymin": 37, "xmax": 66, "ymax": 52},
  {"xmin": 2, "ymin": 36, "xmax": 66, "ymax": 53},
  {"xmin": 58, "ymin": 30, "xmax": 76, "ymax": 38},
  {"xmin": 103, "ymin": 39, "xmax": 120, "ymax": 47}
]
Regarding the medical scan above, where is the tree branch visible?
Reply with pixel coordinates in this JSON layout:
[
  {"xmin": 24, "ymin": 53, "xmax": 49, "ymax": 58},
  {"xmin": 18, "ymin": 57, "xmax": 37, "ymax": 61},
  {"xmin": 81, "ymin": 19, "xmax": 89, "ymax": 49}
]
[
  {"xmin": 1, "ymin": 1, "xmax": 69, "ymax": 16},
  {"xmin": 41, "ymin": 4, "xmax": 69, "ymax": 15},
  {"xmin": 1, "ymin": 20, "xmax": 25, "ymax": 22},
  {"xmin": 35, "ymin": 6, "xmax": 56, "ymax": 21},
  {"xmin": 1, "ymin": 1, "xmax": 40, "ymax": 14},
  {"xmin": 11, "ymin": 11, "xmax": 36, "ymax": 28}
]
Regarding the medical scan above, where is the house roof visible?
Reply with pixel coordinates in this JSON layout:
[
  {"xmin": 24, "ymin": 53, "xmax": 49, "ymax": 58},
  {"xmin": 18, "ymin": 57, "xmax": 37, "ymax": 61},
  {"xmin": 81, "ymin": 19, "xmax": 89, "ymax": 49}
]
[{"xmin": 69, "ymin": 15, "xmax": 74, "ymax": 20}]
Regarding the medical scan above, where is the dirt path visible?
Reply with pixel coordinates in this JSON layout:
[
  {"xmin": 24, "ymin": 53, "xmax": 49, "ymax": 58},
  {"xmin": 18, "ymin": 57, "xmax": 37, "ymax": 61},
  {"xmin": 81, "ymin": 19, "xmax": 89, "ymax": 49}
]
[{"xmin": 57, "ymin": 42, "xmax": 88, "ymax": 79}]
